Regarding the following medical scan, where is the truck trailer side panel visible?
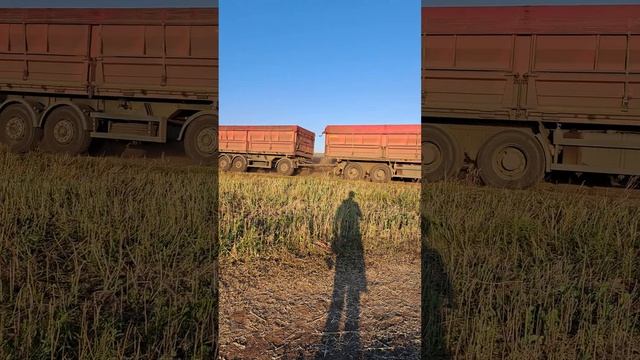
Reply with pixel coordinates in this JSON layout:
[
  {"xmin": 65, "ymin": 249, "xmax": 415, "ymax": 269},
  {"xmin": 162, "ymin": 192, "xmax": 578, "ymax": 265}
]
[
  {"xmin": 0, "ymin": 8, "xmax": 218, "ymax": 164},
  {"xmin": 0, "ymin": 8, "xmax": 218, "ymax": 101},
  {"xmin": 325, "ymin": 124, "xmax": 421, "ymax": 181},
  {"xmin": 219, "ymin": 125, "xmax": 315, "ymax": 159},
  {"xmin": 325, "ymin": 124, "xmax": 421, "ymax": 162},
  {"xmin": 422, "ymin": 5, "xmax": 640, "ymax": 188},
  {"xmin": 422, "ymin": 5, "xmax": 640, "ymax": 125}
]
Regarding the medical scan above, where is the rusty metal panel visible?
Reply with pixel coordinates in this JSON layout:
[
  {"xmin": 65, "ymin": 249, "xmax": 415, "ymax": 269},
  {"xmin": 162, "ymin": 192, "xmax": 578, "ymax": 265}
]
[
  {"xmin": 0, "ymin": 8, "xmax": 216, "ymax": 26},
  {"xmin": 422, "ymin": 5, "xmax": 640, "ymax": 35},
  {"xmin": 0, "ymin": 8, "xmax": 217, "ymax": 101},
  {"xmin": 219, "ymin": 125, "xmax": 315, "ymax": 159},
  {"xmin": 296, "ymin": 127, "xmax": 315, "ymax": 157},
  {"xmin": 526, "ymin": 34, "xmax": 637, "ymax": 117},
  {"xmin": 422, "ymin": 33, "xmax": 518, "ymax": 117},
  {"xmin": 92, "ymin": 22, "xmax": 217, "ymax": 100},
  {"xmin": 324, "ymin": 125, "xmax": 421, "ymax": 162},
  {"xmin": 0, "ymin": 22, "xmax": 90, "ymax": 94},
  {"xmin": 422, "ymin": 5, "xmax": 640, "ymax": 126}
]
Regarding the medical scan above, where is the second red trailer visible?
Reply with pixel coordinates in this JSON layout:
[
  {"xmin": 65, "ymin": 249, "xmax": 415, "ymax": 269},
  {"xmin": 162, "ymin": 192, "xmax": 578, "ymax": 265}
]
[
  {"xmin": 218, "ymin": 125, "xmax": 315, "ymax": 176},
  {"xmin": 324, "ymin": 124, "xmax": 421, "ymax": 181}
]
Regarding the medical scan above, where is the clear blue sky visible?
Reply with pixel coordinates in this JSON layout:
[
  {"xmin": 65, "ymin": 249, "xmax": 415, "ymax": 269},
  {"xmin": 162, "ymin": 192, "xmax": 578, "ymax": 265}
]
[{"xmin": 221, "ymin": 0, "xmax": 420, "ymax": 152}]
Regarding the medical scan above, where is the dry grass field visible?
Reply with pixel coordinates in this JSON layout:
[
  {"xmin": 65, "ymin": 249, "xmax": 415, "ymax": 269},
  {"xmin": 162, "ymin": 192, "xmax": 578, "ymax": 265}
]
[
  {"xmin": 423, "ymin": 181, "xmax": 640, "ymax": 359},
  {"xmin": 0, "ymin": 149, "xmax": 217, "ymax": 359},
  {"xmin": 3, "ymin": 145, "xmax": 637, "ymax": 359},
  {"xmin": 0, "ymin": 149, "xmax": 421, "ymax": 359},
  {"xmin": 219, "ymin": 172, "xmax": 420, "ymax": 258},
  {"xmin": 218, "ymin": 172, "xmax": 421, "ymax": 359}
]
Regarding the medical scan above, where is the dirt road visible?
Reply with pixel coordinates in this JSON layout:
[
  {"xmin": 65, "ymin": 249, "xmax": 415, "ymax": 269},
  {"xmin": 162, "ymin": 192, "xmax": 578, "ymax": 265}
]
[{"xmin": 219, "ymin": 255, "xmax": 420, "ymax": 359}]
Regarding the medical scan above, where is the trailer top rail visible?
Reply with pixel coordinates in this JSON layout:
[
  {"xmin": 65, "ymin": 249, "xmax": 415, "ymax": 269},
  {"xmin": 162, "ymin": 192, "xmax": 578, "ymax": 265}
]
[
  {"xmin": 422, "ymin": 5, "xmax": 640, "ymax": 35},
  {"xmin": 0, "ymin": 8, "xmax": 217, "ymax": 25}
]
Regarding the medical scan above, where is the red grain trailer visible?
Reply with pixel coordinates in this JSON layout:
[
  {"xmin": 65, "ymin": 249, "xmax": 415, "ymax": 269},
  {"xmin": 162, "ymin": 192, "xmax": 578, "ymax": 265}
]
[
  {"xmin": 0, "ymin": 7, "xmax": 218, "ymax": 164},
  {"xmin": 218, "ymin": 125, "xmax": 315, "ymax": 175},
  {"xmin": 422, "ymin": 4, "xmax": 640, "ymax": 188},
  {"xmin": 324, "ymin": 124, "xmax": 421, "ymax": 182}
]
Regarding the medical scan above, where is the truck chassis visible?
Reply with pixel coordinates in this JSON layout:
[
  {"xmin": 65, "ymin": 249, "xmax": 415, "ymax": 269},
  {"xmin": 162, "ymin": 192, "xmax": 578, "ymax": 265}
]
[{"xmin": 0, "ymin": 94, "xmax": 217, "ymax": 164}]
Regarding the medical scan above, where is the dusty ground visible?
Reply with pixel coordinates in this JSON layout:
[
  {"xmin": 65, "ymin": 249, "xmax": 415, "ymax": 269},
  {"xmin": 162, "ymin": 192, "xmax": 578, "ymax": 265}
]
[{"xmin": 219, "ymin": 255, "xmax": 420, "ymax": 359}]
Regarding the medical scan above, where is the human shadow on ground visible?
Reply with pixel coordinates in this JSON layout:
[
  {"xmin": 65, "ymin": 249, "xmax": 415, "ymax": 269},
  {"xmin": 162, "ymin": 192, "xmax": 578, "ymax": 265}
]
[
  {"xmin": 315, "ymin": 191, "xmax": 367, "ymax": 359},
  {"xmin": 422, "ymin": 214, "xmax": 454, "ymax": 359}
]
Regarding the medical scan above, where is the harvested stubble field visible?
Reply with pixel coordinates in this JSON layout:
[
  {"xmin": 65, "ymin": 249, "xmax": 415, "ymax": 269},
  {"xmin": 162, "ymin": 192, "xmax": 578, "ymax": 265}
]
[
  {"xmin": 218, "ymin": 172, "xmax": 421, "ymax": 359},
  {"xmin": 423, "ymin": 182, "xmax": 640, "ymax": 359},
  {"xmin": 6, "ymin": 144, "xmax": 636, "ymax": 360},
  {"xmin": 0, "ymin": 149, "xmax": 217, "ymax": 359},
  {"xmin": 219, "ymin": 172, "xmax": 420, "ymax": 257}
]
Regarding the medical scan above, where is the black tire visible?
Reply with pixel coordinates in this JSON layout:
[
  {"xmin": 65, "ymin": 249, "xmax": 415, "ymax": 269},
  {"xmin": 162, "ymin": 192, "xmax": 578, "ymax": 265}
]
[
  {"xmin": 42, "ymin": 107, "xmax": 91, "ymax": 155},
  {"xmin": 370, "ymin": 164, "xmax": 392, "ymax": 183},
  {"xmin": 422, "ymin": 124, "xmax": 463, "ymax": 182},
  {"xmin": 0, "ymin": 104, "xmax": 41, "ymax": 153},
  {"xmin": 184, "ymin": 115, "xmax": 217, "ymax": 165},
  {"xmin": 343, "ymin": 162, "xmax": 364, "ymax": 181},
  {"xmin": 219, "ymin": 154, "xmax": 232, "ymax": 171},
  {"xmin": 477, "ymin": 130, "xmax": 545, "ymax": 189},
  {"xmin": 231, "ymin": 155, "xmax": 248, "ymax": 172},
  {"xmin": 276, "ymin": 158, "xmax": 295, "ymax": 176}
]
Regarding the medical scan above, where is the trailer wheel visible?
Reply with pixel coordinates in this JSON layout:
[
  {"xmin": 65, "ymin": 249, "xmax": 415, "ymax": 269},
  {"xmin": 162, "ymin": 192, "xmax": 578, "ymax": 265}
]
[
  {"xmin": 343, "ymin": 162, "xmax": 364, "ymax": 181},
  {"xmin": 0, "ymin": 104, "xmax": 40, "ymax": 153},
  {"xmin": 42, "ymin": 107, "xmax": 91, "ymax": 155},
  {"xmin": 276, "ymin": 158, "xmax": 295, "ymax": 176},
  {"xmin": 184, "ymin": 115, "xmax": 217, "ymax": 165},
  {"xmin": 370, "ymin": 164, "xmax": 391, "ymax": 183},
  {"xmin": 219, "ymin": 154, "xmax": 232, "ymax": 171},
  {"xmin": 231, "ymin": 155, "xmax": 248, "ymax": 172},
  {"xmin": 477, "ymin": 130, "xmax": 544, "ymax": 189},
  {"xmin": 422, "ymin": 125, "xmax": 462, "ymax": 182}
]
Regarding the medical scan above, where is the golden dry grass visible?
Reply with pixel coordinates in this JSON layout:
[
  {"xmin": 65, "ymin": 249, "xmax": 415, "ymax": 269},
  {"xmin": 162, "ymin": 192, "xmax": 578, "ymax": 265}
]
[
  {"xmin": 6, "ymin": 147, "xmax": 636, "ymax": 359},
  {"xmin": 219, "ymin": 172, "xmax": 420, "ymax": 258},
  {"xmin": 0, "ymin": 150, "xmax": 217, "ymax": 359},
  {"xmin": 422, "ymin": 181, "xmax": 640, "ymax": 359}
]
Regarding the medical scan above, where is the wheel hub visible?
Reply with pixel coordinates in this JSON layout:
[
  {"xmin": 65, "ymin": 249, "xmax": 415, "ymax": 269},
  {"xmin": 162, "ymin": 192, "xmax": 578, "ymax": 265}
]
[
  {"xmin": 5, "ymin": 116, "xmax": 26, "ymax": 140},
  {"xmin": 373, "ymin": 169, "xmax": 385, "ymax": 180},
  {"xmin": 423, "ymin": 142, "xmax": 441, "ymax": 166},
  {"xmin": 347, "ymin": 168, "xmax": 359, "ymax": 178},
  {"xmin": 196, "ymin": 128, "xmax": 217, "ymax": 154},
  {"xmin": 53, "ymin": 119, "xmax": 75, "ymax": 144},
  {"xmin": 496, "ymin": 146, "xmax": 526, "ymax": 177}
]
